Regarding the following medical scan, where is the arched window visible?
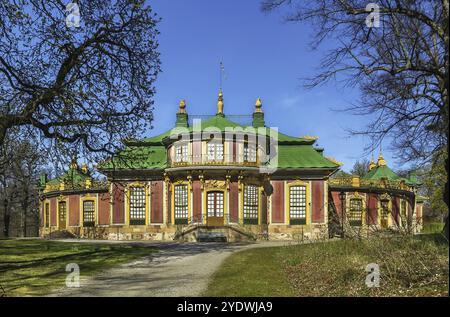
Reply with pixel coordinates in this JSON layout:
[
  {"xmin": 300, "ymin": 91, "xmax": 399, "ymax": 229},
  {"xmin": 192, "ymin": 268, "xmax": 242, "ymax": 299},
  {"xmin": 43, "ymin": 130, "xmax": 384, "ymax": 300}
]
[
  {"xmin": 349, "ymin": 198, "xmax": 363, "ymax": 226},
  {"xmin": 243, "ymin": 185, "xmax": 259, "ymax": 224},
  {"xmin": 243, "ymin": 141, "xmax": 257, "ymax": 162}
]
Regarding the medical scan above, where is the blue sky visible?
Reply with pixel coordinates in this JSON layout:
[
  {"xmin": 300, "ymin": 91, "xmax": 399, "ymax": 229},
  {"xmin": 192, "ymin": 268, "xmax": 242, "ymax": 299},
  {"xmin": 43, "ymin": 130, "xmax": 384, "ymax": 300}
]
[{"xmin": 149, "ymin": 0, "xmax": 399, "ymax": 172}]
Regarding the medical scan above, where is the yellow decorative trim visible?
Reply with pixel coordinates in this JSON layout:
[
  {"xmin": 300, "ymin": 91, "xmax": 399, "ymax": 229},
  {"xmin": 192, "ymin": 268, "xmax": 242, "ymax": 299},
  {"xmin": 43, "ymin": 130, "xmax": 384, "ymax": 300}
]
[
  {"xmin": 378, "ymin": 193, "xmax": 393, "ymax": 227},
  {"xmin": 346, "ymin": 192, "xmax": 366, "ymax": 226}
]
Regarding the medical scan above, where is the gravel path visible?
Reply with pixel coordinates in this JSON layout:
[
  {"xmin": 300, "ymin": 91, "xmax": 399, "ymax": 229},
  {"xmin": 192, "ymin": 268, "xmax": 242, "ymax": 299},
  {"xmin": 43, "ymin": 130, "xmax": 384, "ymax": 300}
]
[{"xmin": 48, "ymin": 240, "xmax": 291, "ymax": 297}]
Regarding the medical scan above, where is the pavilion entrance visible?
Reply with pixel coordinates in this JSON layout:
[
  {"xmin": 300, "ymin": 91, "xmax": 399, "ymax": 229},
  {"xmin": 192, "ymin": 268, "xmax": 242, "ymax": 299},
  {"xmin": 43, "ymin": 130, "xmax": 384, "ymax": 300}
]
[{"xmin": 207, "ymin": 191, "xmax": 224, "ymax": 226}]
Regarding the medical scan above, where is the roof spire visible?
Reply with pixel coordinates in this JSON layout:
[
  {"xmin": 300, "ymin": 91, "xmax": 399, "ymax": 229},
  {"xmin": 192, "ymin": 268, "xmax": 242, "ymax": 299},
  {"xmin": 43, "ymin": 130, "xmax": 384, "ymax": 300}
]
[
  {"xmin": 377, "ymin": 144, "xmax": 387, "ymax": 166},
  {"xmin": 368, "ymin": 152, "xmax": 376, "ymax": 171},
  {"xmin": 217, "ymin": 89, "xmax": 224, "ymax": 115}
]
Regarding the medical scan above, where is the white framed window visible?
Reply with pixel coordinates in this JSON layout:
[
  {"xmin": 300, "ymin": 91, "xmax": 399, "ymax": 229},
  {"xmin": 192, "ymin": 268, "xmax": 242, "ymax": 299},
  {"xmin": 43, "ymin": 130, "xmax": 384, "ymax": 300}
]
[
  {"xmin": 207, "ymin": 142, "xmax": 224, "ymax": 161},
  {"xmin": 289, "ymin": 185, "xmax": 306, "ymax": 224},
  {"xmin": 129, "ymin": 187, "xmax": 146, "ymax": 225},
  {"xmin": 83, "ymin": 200, "xmax": 95, "ymax": 227},
  {"xmin": 243, "ymin": 185, "xmax": 258, "ymax": 224},
  {"xmin": 174, "ymin": 184, "xmax": 188, "ymax": 224},
  {"xmin": 175, "ymin": 143, "xmax": 188, "ymax": 162},
  {"xmin": 243, "ymin": 142, "xmax": 257, "ymax": 162}
]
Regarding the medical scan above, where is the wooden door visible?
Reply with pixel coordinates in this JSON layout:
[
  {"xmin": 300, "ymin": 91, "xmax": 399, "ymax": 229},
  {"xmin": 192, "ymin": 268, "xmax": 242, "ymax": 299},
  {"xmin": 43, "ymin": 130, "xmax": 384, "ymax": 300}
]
[
  {"xmin": 58, "ymin": 201, "xmax": 67, "ymax": 229},
  {"xmin": 207, "ymin": 191, "xmax": 224, "ymax": 226}
]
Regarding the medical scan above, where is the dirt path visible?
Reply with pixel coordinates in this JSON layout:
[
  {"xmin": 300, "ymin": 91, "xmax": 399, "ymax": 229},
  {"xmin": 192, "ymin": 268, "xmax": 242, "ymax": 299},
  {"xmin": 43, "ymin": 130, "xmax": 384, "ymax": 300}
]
[{"xmin": 49, "ymin": 241, "xmax": 290, "ymax": 297}]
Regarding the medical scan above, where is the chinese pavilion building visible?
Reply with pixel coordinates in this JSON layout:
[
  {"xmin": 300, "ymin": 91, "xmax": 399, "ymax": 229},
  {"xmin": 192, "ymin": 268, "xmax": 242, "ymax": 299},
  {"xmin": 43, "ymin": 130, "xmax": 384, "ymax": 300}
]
[{"xmin": 39, "ymin": 92, "xmax": 424, "ymax": 241}]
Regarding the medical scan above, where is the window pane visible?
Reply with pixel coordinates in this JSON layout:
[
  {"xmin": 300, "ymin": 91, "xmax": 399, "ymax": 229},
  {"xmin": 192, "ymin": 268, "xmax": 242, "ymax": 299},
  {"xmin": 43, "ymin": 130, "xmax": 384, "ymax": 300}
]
[
  {"xmin": 174, "ymin": 185, "xmax": 188, "ymax": 221},
  {"xmin": 45, "ymin": 203, "xmax": 50, "ymax": 228},
  {"xmin": 290, "ymin": 186, "xmax": 306, "ymax": 224},
  {"xmin": 243, "ymin": 185, "xmax": 258, "ymax": 223},
  {"xmin": 244, "ymin": 142, "xmax": 257, "ymax": 162},
  {"xmin": 130, "ymin": 187, "xmax": 146, "ymax": 225},
  {"xmin": 83, "ymin": 200, "xmax": 95, "ymax": 227}
]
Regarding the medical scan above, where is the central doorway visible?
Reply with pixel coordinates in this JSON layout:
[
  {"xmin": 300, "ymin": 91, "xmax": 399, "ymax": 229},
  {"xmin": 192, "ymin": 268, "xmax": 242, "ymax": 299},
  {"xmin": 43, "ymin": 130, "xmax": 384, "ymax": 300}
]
[{"xmin": 207, "ymin": 191, "xmax": 224, "ymax": 226}]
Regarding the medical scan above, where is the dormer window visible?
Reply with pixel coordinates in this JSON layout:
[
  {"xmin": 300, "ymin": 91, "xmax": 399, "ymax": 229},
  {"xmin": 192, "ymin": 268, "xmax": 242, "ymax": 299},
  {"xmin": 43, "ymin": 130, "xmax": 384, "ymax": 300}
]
[
  {"xmin": 175, "ymin": 143, "xmax": 188, "ymax": 162},
  {"xmin": 207, "ymin": 141, "xmax": 224, "ymax": 161}
]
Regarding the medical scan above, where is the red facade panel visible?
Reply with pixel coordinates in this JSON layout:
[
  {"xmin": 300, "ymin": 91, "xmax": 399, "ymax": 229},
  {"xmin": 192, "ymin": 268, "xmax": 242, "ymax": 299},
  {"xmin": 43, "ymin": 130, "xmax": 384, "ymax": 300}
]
[
  {"xmin": 366, "ymin": 193, "xmax": 378, "ymax": 225},
  {"xmin": 112, "ymin": 184, "xmax": 125, "ymax": 224},
  {"xmin": 69, "ymin": 195, "xmax": 80, "ymax": 226},
  {"xmin": 229, "ymin": 182, "xmax": 239, "ymax": 222},
  {"xmin": 271, "ymin": 181, "xmax": 284, "ymax": 223},
  {"xmin": 331, "ymin": 191, "xmax": 342, "ymax": 216},
  {"xmin": 392, "ymin": 197, "xmax": 400, "ymax": 225},
  {"xmin": 98, "ymin": 193, "xmax": 110, "ymax": 225},
  {"xmin": 192, "ymin": 180, "xmax": 202, "ymax": 222},
  {"xmin": 193, "ymin": 141, "xmax": 201, "ymax": 163},
  {"xmin": 151, "ymin": 181, "xmax": 164, "ymax": 223},
  {"xmin": 312, "ymin": 181, "xmax": 325, "ymax": 223},
  {"xmin": 50, "ymin": 198, "xmax": 57, "ymax": 226}
]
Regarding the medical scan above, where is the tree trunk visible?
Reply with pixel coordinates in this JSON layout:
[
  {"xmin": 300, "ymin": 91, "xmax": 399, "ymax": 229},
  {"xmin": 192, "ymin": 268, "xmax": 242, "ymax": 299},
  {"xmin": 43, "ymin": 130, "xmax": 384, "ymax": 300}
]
[
  {"xmin": 3, "ymin": 198, "xmax": 9, "ymax": 238},
  {"xmin": 443, "ymin": 156, "xmax": 449, "ymax": 241}
]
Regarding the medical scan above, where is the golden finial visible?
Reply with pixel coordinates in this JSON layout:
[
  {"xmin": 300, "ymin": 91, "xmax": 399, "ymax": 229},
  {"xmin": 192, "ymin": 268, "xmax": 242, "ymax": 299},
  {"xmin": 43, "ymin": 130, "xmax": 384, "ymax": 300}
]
[
  {"xmin": 255, "ymin": 98, "xmax": 263, "ymax": 113},
  {"xmin": 217, "ymin": 90, "xmax": 224, "ymax": 114},
  {"xmin": 70, "ymin": 157, "xmax": 78, "ymax": 169},
  {"xmin": 368, "ymin": 153, "xmax": 376, "ymax": 171},
  {"xmin": 178, "ymin": 99, "xmax": 186, "ymax": 114},
  {"xmin": 377, "ymin": 145, "xmax": 387, "ymax": 166}
]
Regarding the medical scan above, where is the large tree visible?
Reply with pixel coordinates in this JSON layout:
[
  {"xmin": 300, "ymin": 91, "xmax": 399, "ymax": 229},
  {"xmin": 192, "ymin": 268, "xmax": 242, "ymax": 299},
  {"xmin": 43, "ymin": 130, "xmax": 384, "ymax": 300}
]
[
  {"xmin": 262, "ymin": 0, "xmax": 449, "ymax": 239},
  {"xmin": 0, "ymin": 0, "xmax": 161, "ymax": 157}
]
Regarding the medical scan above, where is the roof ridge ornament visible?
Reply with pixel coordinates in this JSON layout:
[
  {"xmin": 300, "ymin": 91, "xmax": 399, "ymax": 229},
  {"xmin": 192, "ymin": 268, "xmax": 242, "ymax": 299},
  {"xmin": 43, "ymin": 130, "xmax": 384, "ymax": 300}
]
[
  {"xmin": 369, "ymin": 152, "xmax": 376, "ymax": 171},
  {"xmin": 178, "ymin": 99, "xmax": 187, "ymax": 114},
  {"xmin": 377, "ymin": 145, "xmax": 387, "ymax": 166},
  {"xmin": 217, "ymin": 89, "xmax": 224, "ymax": 115},
  {"xmin": 255, "ymin": 98, "xmax": 263, "ymax": 113}
]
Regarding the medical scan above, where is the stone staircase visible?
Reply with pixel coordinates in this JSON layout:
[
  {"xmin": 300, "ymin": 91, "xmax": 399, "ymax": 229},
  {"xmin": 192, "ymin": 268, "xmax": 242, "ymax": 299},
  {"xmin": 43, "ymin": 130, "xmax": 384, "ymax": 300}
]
[{"xmin": 173, "ymin": 224, "xmax": 258, "ymax": 242}]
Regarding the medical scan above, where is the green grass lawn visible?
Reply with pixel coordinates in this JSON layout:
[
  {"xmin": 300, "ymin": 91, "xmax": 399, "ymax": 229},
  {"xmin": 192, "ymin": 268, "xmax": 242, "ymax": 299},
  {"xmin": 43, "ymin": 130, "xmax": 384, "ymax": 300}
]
[
  {"xmin": 0, "ymin": 239, "xmax": 156, "ymax": 297},
  {"xmin": 204, "ymin": 234, "xmax": 449, "ymax": 297}
]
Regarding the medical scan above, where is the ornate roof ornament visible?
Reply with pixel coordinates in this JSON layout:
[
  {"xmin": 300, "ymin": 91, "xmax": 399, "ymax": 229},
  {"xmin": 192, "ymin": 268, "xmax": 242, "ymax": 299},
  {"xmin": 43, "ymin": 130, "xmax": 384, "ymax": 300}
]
[
  {"xmin": 377, "ymin": 146, "xmax": 387, "ymax": 166},
  {"xmin": 255, "ymin": 98, "xmax": 263, "ymax": 113},
  {"xmin": 178, "ymin": 99, "xmax": 187, "ymax": 114},
  {"xmin": 368, "ymin": 152, "xmax": 376, "ymax": 171},
  {"xmin": 217, "ymin": 90, "xmax": 224, "ymax": 114}
]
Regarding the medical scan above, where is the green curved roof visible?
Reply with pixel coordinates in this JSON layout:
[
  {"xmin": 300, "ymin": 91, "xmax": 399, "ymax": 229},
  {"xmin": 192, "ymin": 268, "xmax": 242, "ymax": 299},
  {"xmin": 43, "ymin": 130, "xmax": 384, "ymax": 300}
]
[
  {"xmin": 364, "ymin": 164, "xmax": 420, "ymax": 186},
  {"xmin": 46, "ymin": 166, "xmax": 91, "ymax": 188},
  {"xmin": 99, "ymin": 114, "xmax": 338, "ymax": 171}
]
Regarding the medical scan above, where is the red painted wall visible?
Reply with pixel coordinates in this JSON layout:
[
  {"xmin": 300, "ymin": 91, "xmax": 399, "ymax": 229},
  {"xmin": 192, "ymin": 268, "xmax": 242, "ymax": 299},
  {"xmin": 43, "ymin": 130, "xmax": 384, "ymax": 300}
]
[
  {"xmin": 331, "ymin": 191, "xmax": 342, "ymax": 216},
  {"xmin": 312, "ymin": 181, "xmax": 325, "ymax": 223},
  {"xmin": 366, "ymin": 193, "xmax": 378, "ymax": 225},
  {"xmin": 193, "ymin": 141, "xmax": 201, "ymax": 163},
  {"xmin": 192, "ymin": 180, "xmax": 202, "ymax": 222},
  {"xmin": 271, "ymin": 181, "xmax": 284, "ymax": 223},
  {"xmin": 69, "ymin": 195, "xmax": 80, "ymax": 226},
  {"xmin": 392, "ymin": 197, "xmax": 400, "ymax": 225},
  {"xmin": 50, "ymin": 197, "xmax": 57, "ymax": 226},
  {"xmin": 229, "ymin": 182, "xmax": 239, "ymax": 222},
  {"xmin": 151, "ymin": 181, "xmax": 164, "ymax": 223},
  {"xmin": 112, "ymin": 184, "xmax": 125, "ymax": 224},
  {"xmin": 98, "ymin": 193, "xmax": 110, "ymax": 225}
]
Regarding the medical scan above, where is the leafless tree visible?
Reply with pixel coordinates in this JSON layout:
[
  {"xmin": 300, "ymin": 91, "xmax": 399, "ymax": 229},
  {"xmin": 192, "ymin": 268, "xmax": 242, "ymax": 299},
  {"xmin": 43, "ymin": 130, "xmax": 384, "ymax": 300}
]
[
  {"xmin": 0, "ymin": 0, "xmax": 161, "ymax": 160},
  {"xmin": 262, "ymin": 0, "xmax": 449, "ymax": 239}
]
